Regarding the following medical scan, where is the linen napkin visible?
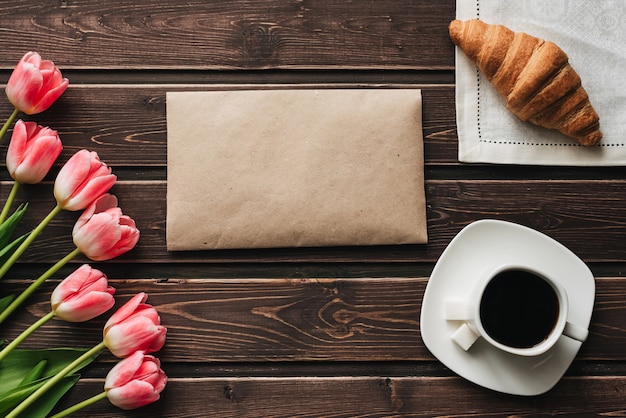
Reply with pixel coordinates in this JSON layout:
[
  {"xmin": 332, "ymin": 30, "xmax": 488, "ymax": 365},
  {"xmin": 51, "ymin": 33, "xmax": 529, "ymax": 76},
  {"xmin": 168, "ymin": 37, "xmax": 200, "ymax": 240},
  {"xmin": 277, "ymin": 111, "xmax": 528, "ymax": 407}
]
[
  {"xmin": 455, "ymin": 0, "xmax": 626, "ymax": 165},
  {"xmin": 166, "ymin": 89, "xmax": 427, "ymax": 250}
]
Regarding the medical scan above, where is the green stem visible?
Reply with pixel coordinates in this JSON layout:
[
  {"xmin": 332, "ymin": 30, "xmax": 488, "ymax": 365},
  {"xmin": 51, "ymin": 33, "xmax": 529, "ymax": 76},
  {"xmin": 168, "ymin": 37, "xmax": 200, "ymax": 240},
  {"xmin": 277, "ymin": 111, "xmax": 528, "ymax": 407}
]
[
  {"xmin": 0, "ymin": 107, "xmax": 19, "ymax": 143},
  {"xmin": 0, "ymin": 181, "xmax": 20, "ymax": 224},
  {"xmin": 0, "ymin": 204, "xmax": 62, "ymax": 281},
  {"xmin": 0, "ymin": 247, "xmax": 81, "ymax": 326},
  {"xmin": 5, "ymin": 341, "xmax": 106, "ymax": 418},
  {"xmin": 0, "ymin": 310, "xmax": 55, "ymax": 363},
  {"xmin": 48, "ymin": 391, "xmax": 108, "ymax": 418}
]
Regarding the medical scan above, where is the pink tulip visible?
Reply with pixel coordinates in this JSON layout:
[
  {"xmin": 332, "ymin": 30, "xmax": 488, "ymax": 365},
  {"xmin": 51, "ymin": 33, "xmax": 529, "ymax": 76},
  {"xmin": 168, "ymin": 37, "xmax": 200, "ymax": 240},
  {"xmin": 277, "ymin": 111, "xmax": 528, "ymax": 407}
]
[
  {"xmin": 105, "ymin": 351, "xmax": 167, "ymax": 410},
  {"xmin": 51, "ymin": 264, "xmax": 116, "ymax": 322},
  {"xmin": 103, "ymin": 292, "xmax": 166, "ymax": 358},
  {"xmin": 5, "ymin": 51, "xmax": 69, "ymax": 115},
  {"xmin": 6, "ymin": 119, "xmax": 62, "ymax": 184},
  {"xmin": 54, "ymin": 149, "xmax": 117, "ymax": 211},
  {"xmin": 72, "ymin": 194, "xmax": 140, "ymax": 261}
]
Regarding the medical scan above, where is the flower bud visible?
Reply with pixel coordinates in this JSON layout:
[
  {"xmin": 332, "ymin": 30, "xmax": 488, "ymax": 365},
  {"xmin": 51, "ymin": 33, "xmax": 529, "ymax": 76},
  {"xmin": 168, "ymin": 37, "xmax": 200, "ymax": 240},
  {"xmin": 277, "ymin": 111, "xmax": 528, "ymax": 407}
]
[
  {"xmin": 54, "ymin": 149, "xmax": 117, "ymax": 211},
  {"xmin": 105, "ymin": 351, "xmax": 167, "ymax": 410},
  {"xmin": 51, "ymin": 264, "xmax": 115, "ymax": 322},
  {"xmin": 103, "ymin": 293, "xmax": 166, "ymax": 358},
  {"xmin": 6, "ymin": 120, "xmax": 62, "ymax": 184},
  {"xmin": 72, "ymin": 194, "xmax": 140, "ymax": 261},
  {"xmin": 5, "ymin": 51, "xmax": 69, "ymax": 114}
]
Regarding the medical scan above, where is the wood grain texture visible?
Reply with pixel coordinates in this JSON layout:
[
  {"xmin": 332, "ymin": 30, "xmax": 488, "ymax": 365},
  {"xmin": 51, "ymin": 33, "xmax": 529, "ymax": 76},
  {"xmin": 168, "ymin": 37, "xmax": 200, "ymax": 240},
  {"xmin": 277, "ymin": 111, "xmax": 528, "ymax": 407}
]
[
  {"xmin": 48, "ymin": 376, "xmax": 626, "ymax": 417},
  {"xmin": 0, "ymin": 85, "xmax": 457, "ymax": 169},
  {"xmin": 0, "ymin": 0, "xmax": 455, "ymax": 70},
  {"xmin": 0, "ymin": 278, "xmax": 623, "ymax": 363},
  {"xmin": 0, "ymin": 0, "xmax": 623, "ymax": 416},
  {"xmin": 2, "ymin": 180, "xmax": 625, "ymax": 265}
]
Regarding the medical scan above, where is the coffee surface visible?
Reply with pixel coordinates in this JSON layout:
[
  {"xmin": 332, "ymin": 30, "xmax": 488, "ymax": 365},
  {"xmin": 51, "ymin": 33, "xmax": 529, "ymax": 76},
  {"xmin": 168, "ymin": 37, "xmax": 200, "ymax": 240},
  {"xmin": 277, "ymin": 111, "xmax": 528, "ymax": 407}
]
[{"xmin": 479, "ymin": 269, "xmax": 559, "ymax": 348}]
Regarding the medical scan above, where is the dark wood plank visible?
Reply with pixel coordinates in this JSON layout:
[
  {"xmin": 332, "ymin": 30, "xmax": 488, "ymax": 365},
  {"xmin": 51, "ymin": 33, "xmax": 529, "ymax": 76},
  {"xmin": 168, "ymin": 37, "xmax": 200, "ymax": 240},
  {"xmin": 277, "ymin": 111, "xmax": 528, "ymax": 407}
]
[
  {"xmin": 1, "ymin": 278, "xmax": 623, "ymax": 362},
  {"xmin": 49, "ymin": 376, "xmax": 626, "ymax": 417},
  {"xmin": 0, "ymin": 85, "xmax": 457, "ymax": 169},
  {"xmin": 0, "ymin": 0, "xmax": 455, "ymax": 70},
  {"xmin": 3, "ymin": 180, "xmax": 626, "ymax": 265},
  {"xmin": 2, "ymin": 84, "xmax": 621, "ymax": 179},
  {"xmin": 0, "ymin": 278, "xmax": 427, "ymax": 362},
  {"xmin": 6, "ymin": 84, "xmax": 616, "ymax": 175},
  {"xmin": 0, "ymin": 1, "xmax": 620, "ymax": 417}
]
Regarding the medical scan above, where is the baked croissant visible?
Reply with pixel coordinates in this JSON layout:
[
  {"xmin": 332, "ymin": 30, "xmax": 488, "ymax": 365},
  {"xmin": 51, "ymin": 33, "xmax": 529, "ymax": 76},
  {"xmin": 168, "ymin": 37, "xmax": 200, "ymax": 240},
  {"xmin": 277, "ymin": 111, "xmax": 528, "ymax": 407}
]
[{"xmin": 449, "ymin": 19, "xmax": 602, "ymax": 146}]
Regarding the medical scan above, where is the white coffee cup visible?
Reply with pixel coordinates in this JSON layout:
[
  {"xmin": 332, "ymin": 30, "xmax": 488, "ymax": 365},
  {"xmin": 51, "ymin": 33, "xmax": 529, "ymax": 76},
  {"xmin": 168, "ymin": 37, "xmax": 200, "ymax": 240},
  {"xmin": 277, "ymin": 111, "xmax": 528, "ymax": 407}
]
[{"xmin": 445, "ymin": 264, "xmax": 589, "ymax": 356}]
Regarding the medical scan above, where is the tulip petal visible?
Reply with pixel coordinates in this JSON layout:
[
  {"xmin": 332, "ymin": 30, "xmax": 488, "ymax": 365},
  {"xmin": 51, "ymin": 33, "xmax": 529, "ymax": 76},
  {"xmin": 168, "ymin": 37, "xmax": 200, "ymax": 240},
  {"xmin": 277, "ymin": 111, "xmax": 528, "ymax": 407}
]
[
  {"xmin": 13, "ymin": 129, "xmax": 62, "ymax": 183},
  {"xmin": 104, "ymin": 351, "xmax": 167, "ymax": 409},
  {"xmin": 23, "ymin": 51, "xmax": 41, "ymax": 66},
  {"xmin": 107, "ymin": 381, "xmax": 161, "ymax": 410},
  {"xmin": 63, "ymin": 173, "xmax": 117, "ymax": 211},
  {"xmin": 128, "ymin": 304, "xmax": 161, "ymax": 325},
  {"xmin": 51, "ymin": 264, "xmax": 115, "ymax": 322},
  {"xmin": 94, "ymin": 224, "xmax": 140, "ymax": 261},
  {"xmin": 6, "ymin": 64, "xmax": 44, "ymax": 112},
  {"xmin": 73, "ymin": 214, "xmax": 123, "ymax": 260},
  {"xmin": 55, "ymin": 291, "xmax": 116, "ymax": 322},
  {"xmin": 50, "ymin": 264, "xmax": 93, "ymax": 306},
  {"xmin": 55, "ymin": 150, "xmax": 93, "ymax": 205},
  {"xmin": 72, "ymin": 193, "xmax": 119, "ymax": 233},
  {"xmin": 145, "ymin": 329, "xmax": 167, "ymax": 354},
  {"xmin": 104, "ymin": 293, "xmax": 147, "ymax": 331},
  {"xmin": 5, "ymin": 52, "xmax": 68, "ymax": 114},
  {"xmin": 72, "ymin": 194, "xmax": 140, "ymax": 261},
  {"xmin": 6, "ymin": 120, "xmax": 28, "ymax": 175},
  {"xmin": 105, "ymin": 351, "xmax": 145, "ymax": 388},
  {"xmin": 32, "ymin": 78, "xmax": 69, "ymax": 114},
  {"xmin": 104, "ymin": 317, "xmax": 166, "ymax": 357}
]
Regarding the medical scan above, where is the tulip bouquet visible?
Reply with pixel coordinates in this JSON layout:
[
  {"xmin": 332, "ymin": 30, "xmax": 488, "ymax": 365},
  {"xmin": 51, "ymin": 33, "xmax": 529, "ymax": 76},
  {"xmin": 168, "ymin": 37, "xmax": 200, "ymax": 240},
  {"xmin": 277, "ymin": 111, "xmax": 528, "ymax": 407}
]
[{"xmin": 0, "ymin": 52, "xmax": 167, "ymax": 417}]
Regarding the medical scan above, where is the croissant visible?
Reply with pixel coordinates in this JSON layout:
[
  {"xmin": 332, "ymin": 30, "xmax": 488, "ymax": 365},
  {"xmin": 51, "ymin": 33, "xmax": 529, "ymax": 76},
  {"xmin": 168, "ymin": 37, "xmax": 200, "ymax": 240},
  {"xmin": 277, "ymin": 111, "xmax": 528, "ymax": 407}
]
[{"xmin": 449, "ymin": 19, "xmax": 602, "ymax": 146}]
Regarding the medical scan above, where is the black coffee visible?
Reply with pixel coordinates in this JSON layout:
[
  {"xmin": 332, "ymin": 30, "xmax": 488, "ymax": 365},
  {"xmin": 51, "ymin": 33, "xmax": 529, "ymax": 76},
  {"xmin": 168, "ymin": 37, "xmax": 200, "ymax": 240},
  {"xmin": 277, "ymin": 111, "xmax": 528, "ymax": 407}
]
[{"xmin": 479, "ymin": 269, "xmax": 559, "ymax": 349}]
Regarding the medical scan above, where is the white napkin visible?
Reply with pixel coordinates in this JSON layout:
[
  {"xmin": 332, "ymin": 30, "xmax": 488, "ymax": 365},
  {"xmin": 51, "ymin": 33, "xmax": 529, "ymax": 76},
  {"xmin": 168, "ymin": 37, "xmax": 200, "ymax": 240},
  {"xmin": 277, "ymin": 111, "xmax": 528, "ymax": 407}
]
[{"xmin": 455, "ymin": 0, "xmax": 626, "ymax": 165}]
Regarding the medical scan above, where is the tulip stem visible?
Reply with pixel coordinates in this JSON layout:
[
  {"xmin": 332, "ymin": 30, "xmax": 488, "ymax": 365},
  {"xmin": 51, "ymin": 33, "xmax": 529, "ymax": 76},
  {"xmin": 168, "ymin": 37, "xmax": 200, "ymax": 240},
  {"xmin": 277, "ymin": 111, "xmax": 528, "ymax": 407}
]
[
  {"xmin": 0, "ymin": 107, "xmax": 19, "ymax": 143},
  {"xmin": 0, "ymin": 203, "xmax": 62, "ymax": 281},
  {"xmin": 0, "ymin": 246, "xmax": 81, "ymax": 326},
  {"xmin": 0, "ymin": 181, "xmax": 20, "ymax": 224},
  {"xmin": 0, "ymin": 310, "xmax": 55, "ymax": 363},
  {"xmin": 48, "ymin": 391, "xmax": 108, "ymax": 418},
  {"xmin": 5, "ymin": 341, "xmax": 106, "ymax": 418}
]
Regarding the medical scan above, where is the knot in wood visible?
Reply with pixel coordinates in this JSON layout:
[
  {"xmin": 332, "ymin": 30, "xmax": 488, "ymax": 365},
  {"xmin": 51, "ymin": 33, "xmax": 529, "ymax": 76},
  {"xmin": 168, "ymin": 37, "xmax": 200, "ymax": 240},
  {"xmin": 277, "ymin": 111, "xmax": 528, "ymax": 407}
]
[
  {"xmin": 332, "ymin": 308, "xmax": 359, "ymax": 324},
  {"xmin": 241, "ymin": 23, "xmax": 280, "ymax": 62}
]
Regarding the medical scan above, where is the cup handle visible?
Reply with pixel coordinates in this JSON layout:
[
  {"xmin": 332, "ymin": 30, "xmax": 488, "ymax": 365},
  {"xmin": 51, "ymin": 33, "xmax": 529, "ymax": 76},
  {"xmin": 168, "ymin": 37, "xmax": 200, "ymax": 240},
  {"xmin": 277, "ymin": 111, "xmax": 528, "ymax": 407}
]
[{"xmin": 563, "ymin": 322, "xmax": 589, "ymax": 342}]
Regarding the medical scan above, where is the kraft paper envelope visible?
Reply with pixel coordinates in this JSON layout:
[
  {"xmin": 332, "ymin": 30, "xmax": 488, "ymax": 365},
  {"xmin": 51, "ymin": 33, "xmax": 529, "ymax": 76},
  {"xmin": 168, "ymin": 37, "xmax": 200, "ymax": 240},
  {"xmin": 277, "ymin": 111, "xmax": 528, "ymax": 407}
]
[{"xmin": 166, "ymin": 89, "xmax": 427, "ymax": 250}]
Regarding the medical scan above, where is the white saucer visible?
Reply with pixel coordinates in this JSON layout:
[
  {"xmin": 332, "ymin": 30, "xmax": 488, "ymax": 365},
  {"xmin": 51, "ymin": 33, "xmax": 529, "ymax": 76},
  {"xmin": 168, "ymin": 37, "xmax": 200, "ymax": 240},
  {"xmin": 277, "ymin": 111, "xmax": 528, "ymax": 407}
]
[{"xmin": 420, "ymin": 219, "xmax": 595, "ymax": 396}]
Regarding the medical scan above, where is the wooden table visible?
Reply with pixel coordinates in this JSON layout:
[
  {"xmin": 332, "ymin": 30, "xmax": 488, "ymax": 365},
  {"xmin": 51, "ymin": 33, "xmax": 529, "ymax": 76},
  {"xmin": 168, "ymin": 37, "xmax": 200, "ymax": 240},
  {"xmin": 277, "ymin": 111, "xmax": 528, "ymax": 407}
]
[{"xmin": 1, "ymin": 1, "xmax": 625, "ymax": 416}]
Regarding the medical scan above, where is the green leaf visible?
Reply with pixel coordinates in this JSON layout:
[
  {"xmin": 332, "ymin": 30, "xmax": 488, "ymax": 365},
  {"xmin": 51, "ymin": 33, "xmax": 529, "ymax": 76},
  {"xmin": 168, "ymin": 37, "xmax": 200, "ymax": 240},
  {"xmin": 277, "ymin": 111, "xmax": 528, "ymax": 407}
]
[
  {"xmin": 0, "ymin": 378, "xmax": 47, "ymax": 416},
  {"xmin": 22, "ymin": 374, "xmax": 81, "ymax": 418},
  {"xmin": 0, "ymin": 348, "xmax": 101, "ymax": 417},
  {"xmin": 0, "ymin": 233, "xmax": 29, "ymax": 268},
  {"xmin": 0, "ymin": 204, "xmax": 28, "ymax": 248},
  {"xmin": 0, "ymin": 374, "xmax": 80, "ymax": 418},
  {"xmin": 0, "ymin": 348, "xmax": 94, "ymax": 397},
  {"xmin": 0, "ymin": 294, "xmax": 15, "ymax": 313},
  {"xmin": 19, "ymin": 360, "xmax": 48, "ymax": 386},
  {"xmin": 0, "ymin": 379, "xmax": 44, "ymax": 415}
]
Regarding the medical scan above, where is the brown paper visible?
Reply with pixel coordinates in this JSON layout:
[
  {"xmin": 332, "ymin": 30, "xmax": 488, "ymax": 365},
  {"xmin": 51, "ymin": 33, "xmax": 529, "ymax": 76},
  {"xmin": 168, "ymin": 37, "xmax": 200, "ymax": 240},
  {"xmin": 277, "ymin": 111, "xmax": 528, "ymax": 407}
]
[{"xmin": 166, "ymin": 89, "xmax": 427, "ymax": 250}]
